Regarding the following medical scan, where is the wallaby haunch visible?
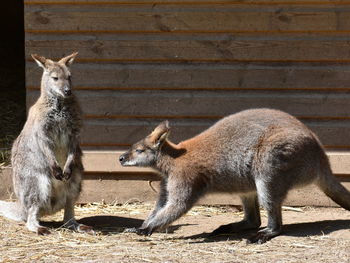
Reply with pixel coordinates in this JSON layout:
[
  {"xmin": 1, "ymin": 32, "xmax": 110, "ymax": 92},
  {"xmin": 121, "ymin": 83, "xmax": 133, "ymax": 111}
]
[
  {"xmin": 0, "ymin": 53, "xmax": 92, "ymax": 235},
  {"xmin": 119, "ymin": 109, "xmax": 350, "ymax": 243}
]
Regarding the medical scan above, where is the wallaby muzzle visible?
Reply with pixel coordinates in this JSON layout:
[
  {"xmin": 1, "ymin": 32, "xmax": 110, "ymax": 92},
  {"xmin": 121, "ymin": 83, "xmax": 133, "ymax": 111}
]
[
  {"xmin": 64, "ymin": 86, "xmax": 72, "ymax": 96},
  {"xmin": 119, "ymin": 153, "xmax": 127, "ymax": 165}
]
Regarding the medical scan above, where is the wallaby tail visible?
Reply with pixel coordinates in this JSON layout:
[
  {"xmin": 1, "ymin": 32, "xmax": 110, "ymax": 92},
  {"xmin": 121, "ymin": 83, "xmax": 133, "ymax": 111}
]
[
  {"xmin": 0, "ymin": 200, "xmax": 24, "ymax": 222},
  {"xmin": 317, "ymin": 164, "xmax": 350, "ymax": 211}
]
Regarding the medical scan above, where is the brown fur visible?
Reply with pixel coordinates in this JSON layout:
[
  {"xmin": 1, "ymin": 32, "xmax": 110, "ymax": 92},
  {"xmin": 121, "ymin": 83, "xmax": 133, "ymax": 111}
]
[{"xmin": 120, "ymin": 109, "xmax": 350, "ymax": 243}]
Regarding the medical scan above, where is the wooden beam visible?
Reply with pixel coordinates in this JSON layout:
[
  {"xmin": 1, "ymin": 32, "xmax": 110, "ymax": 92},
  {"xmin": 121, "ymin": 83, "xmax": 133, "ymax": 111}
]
[
  {"xmin": 82, "ymin": 150, "xmax": 350, "ymax": 175},
  {"xmin": 1, "ymin": 168, "xmax": 349, "ymax": 206},
  {"xmin": 1, "ymin": 151, "xmax": 349, "ymax": 206}
]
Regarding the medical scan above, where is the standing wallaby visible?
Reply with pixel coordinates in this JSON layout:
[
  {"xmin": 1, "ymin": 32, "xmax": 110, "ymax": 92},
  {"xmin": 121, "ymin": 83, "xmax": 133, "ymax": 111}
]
[
  {"xmin": 0, "ymin": 53, "xmax": 92, "ymax": 235},
  {"xmin": 119, "ymin": 109, "xmax": 350, "ymax": 243}
]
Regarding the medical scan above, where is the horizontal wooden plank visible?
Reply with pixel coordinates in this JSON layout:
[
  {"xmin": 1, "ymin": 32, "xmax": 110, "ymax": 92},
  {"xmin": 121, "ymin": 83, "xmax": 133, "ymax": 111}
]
[
  {"xmin": 25, "ymin": 63, "xmax": 350, "ymax": 91},
  {"xmin": 1, "ymin": 168, "xmax": 350, "ymax": 206},
  {"xmin": 76, "ymin": 118, "xmax": 350, "ymax": 148},
  {"xmin": 27, "ymin": 89, "xmax": 350, "ymax": 118},
  {"xmin": 82, "ymin": 150, "xmax": 350, "ymax": 175},
  {"xmin": 81, "ymin": 176, "xmax": 350, "ymax": 206},
  {"xmin": 24, "ymin": 38, "xmax": 350, "ymax": 61},
  {"xmin": 24, "ymin": 5, "xmax": 350, "ymax": 33},
  {"xmin": 22, "ymin": 1, "xmax": 350, "ymax": 6}
]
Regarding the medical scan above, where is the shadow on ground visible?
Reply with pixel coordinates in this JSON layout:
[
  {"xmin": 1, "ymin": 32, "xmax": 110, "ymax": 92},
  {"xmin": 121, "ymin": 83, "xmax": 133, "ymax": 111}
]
[
  {"xmin": 180, "ymin": 219, "xmax": 350, "ymax": 243},
  {"xmin": 41, "ymin": 215, "xmax": 194, "ymax": 235},
  {"xmin": 41, "ymin": 215, "xmax": 350, "ymax": 241},
  {"xmin": 41, "ymin": 215, "xmax": 143, "ymax": 234}
]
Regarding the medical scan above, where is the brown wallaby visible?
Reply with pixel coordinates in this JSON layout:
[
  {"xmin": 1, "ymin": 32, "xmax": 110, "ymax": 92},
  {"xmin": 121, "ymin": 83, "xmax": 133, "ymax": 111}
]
[
  {"xmin": 0, "ymin": 53, "xmax": 92, "ymax": 235},
  {"xmin": 119, "ymin": 109, "xmax": 350, "ymax": 243}
]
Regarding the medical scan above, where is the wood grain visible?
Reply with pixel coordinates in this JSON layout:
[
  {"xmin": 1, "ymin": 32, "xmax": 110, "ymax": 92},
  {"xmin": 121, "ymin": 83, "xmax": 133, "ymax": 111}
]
[
  {"xmin": 75, "ymin": 118, "xmax": 350, "ymax": 148},
  {"xmin": 26, "ymin": 89, "xmax": 350, "ymax": 118},
  {"xmin": 2, "ymin": 167, "xmax": 350, "ymax": 205},
  {"xmin": 25, "ymin": 38, "xmax": 350, "ymax": 62},
  {"xmin": 24, "ymin": 5, "xmax": 350, "ymax": 33},
  {"xmin": 82, "ymin": 150, "xmax": 350, "ymax": 175},
  {"xmin": 24, "ymin": 0, "xmax": 350, "ymax": 176},
  {"xmin": 25, "ymin": 63, "xmax": 350, "ymax": 91},
  {"xmin": 22, "ymin": 1, "xmax": 350, "ymax": 6}
]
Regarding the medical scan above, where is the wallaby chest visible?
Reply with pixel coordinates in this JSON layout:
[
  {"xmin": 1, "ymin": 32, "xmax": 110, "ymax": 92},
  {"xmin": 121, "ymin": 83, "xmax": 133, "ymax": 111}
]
[{"xmin": 44, "ymin": 99, "xmax": 80, "ymax": 167}]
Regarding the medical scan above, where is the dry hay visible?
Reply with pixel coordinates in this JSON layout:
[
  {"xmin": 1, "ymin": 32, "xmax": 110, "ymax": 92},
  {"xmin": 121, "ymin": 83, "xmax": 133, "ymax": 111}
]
[{"xmin": 0, "ymin": 203, "xmax": 349, "ymax": 263}]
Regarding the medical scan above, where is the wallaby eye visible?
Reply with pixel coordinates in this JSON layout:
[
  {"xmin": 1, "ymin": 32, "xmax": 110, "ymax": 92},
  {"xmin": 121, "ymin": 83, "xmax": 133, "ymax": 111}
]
[
  {"xmin": 135, "ymin": 149, "xmax": 144, "ymax": 154},
  {"xmin": 52, "ymin": 77, "xmax": 58, "ymax": 81}
]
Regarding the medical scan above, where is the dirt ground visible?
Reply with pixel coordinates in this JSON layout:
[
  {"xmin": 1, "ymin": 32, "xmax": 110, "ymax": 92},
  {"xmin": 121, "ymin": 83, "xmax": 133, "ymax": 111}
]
[{"xmin": 0, "ymin": 203, "xmax": 349, "ymax": 263}]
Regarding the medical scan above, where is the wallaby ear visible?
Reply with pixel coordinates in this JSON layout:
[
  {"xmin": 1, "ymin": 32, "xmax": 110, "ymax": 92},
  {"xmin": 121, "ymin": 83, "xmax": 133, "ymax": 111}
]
[
  {"xmin": 149, "ymin": 120, "xmax": 170, "ymax": 147},
  {"xmin": 59, "ymin": 52, "xmax": 78, "ymax": 67},
  {"xmin": 31, "ymin": 54, "xmax": 47, "ymax": 69}
]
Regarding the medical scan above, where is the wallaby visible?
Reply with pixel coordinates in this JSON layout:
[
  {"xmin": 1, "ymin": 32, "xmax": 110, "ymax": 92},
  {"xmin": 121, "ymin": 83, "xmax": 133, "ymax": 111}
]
[
  {"xmin": 119, "ymin": 109, "xmax": 350, "ymax": 243},
  {"xmin": 0, "ymin": 53, "xmax": 92, "ymax": 235}
]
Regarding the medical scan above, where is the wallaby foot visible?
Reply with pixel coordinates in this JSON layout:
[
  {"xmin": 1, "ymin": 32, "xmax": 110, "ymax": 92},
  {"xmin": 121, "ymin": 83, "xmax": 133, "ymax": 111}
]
[
  {"xmin": 26, "ymin": 206, "xmax": 50, "ymax": 235},
  {"xmin": 77, "ymin": 224, "xmax": 94, "ymax": 234},
  {"xmin": 210, "ymin": 219, "xmax": 260, "ymax": 236},
  {"xmin": 124, "ymin": 227, "xmax": 138, "ymax": 233},
  {"xmin": 211, "ymin": 194, "xmax": 261, "ymax": 236},
  {"xmin": 124, "ymin": 226, "xmax": 152, "ymax": 236},
  {"xmin": 136, "ymin": 226, "xmax": 153, "ymax": 236},
  {"xmin": 247, "ymin": 227, "xmax": 282, "ymax": 244},
  {"xmin": 37, "ymin": 226, "xmax": 51, "ymax": 236},
  {"xmin": 63, "ymin": 219, "xmax": 94, "ymax": 234},
  {"xmin": 26, "ymin": 221, "xmax": 51, "ymax": 235}
]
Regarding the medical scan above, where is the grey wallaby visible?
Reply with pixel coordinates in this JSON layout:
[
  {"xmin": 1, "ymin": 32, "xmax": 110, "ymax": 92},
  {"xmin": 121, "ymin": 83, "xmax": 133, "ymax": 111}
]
[
  {"xmin": 119, "ymin": 109, "xmax": 350, "ymax": 243},
  {"xmin": 0, "ymin": 53, "xmax": 92, "ymax": 235}
]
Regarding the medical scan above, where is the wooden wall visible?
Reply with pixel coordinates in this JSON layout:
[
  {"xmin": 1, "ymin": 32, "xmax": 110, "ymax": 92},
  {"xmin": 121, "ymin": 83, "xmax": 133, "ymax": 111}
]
[{"xmin": 25, "ymin": 0, "xmax": 350, "ymax": 152}]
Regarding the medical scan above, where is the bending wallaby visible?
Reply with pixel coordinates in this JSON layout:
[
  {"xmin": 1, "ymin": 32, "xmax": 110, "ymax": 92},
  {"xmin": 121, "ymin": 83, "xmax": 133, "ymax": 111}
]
[
  {"xmin": 0, "ymin": 53, "xmax": 92, "ymax": 235},
  {"xmin": 120, "ymin": 109, "xmax": 350, "ymax": 243}
]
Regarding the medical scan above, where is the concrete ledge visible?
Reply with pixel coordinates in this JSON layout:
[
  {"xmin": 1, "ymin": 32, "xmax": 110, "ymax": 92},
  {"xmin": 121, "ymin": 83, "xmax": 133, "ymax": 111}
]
[{"xmin": 1, "ymin": 149, "xmax": 349, "ymax": 206}]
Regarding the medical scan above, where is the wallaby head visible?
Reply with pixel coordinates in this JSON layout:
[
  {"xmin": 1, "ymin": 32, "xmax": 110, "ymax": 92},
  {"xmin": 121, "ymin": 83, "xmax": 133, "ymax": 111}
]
[
  {"xmin": 31, "ymin": 52, "xmax": 78, "ymax": 98},
  {"xmin": 119, "ymin": 121, "xmax": 170, "ymax": 167}
]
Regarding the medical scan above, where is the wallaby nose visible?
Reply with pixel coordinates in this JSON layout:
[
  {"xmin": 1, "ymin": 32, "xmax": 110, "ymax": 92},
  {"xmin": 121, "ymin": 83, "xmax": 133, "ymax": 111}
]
[
  {"xmin": 64, "ymin": 87, "xmax": 72, "ymax": 96},
  {"xmin": 119, "ymin": 154, "xmax": 125, "ymax": 164}
]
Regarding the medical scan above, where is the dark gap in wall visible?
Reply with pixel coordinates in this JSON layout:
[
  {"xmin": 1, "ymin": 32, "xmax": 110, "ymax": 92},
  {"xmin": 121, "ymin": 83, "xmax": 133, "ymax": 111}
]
[{"xmin": 0, "ymin": 1, "xmax": 26, "ymax": 164}]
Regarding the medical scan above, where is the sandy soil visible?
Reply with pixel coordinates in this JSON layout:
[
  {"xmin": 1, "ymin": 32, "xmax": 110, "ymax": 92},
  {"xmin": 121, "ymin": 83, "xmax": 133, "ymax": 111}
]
[{"xmin": 0, "ymin": 203, "xmax": 349, "ymax": 263}]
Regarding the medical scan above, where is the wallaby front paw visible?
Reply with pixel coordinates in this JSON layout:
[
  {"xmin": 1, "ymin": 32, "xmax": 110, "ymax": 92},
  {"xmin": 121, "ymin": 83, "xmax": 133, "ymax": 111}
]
[
  {"xmin": 63, "ymin": 162, "xmax": 74, "ymax": 181},
  {"xmin": 62, "ymin": 168, "xmax": 72, "ymax": 181},
  {"xmin": 52, "ymin": 165, "xmax": 63, "ymax": 180}
]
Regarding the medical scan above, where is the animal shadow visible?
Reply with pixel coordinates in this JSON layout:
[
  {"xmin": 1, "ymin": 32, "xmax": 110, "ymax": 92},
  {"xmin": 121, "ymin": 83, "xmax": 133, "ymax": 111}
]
[
  {"xmin": 41, "ymin": 215, "xmax": 143, "ymax": 234},
  {"xmin": 183, "ymin": 219, "xmax": 350, "ymax": 243},
  {"xmin": 41, "ymin": 215, "xmax": 195, "ymax": 235}
]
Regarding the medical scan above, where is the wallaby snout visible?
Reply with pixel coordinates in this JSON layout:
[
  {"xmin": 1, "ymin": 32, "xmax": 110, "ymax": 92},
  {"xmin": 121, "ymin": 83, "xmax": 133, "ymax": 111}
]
[
  {"xmin": 63, "ymin": 86, "xmax": 72, "ymax": 96},
  {"xmin": 119, "ymin": 152, "xmax": 128, "ymax": 165}
]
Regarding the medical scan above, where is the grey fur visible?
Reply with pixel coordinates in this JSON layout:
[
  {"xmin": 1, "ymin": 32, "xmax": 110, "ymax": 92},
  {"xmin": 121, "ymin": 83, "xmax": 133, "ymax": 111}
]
[
  {"xmin": 0, "ymin": 53, "xmax": 92, "ymax": 235},
  {"xmin": 120, "ymin": 109, "xmax": 350, "ymax": 243}
]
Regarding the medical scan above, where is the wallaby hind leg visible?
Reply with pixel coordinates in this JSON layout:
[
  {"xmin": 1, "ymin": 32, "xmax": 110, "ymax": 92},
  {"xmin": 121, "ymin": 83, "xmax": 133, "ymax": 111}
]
[
  {"xmin": 26, "ymin": 205, "xmax": 51, "ymax": 235},
  {"xmin": 63, "ymin": 196, "xmax": 94, "ymax": 234},
  {"xmin": 248, "ymin": 180, "xmax": 283, "ymax": 244},
  {"xmin": 211, "ymin": 193, "xmax": 261, "ymax": 236}
]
